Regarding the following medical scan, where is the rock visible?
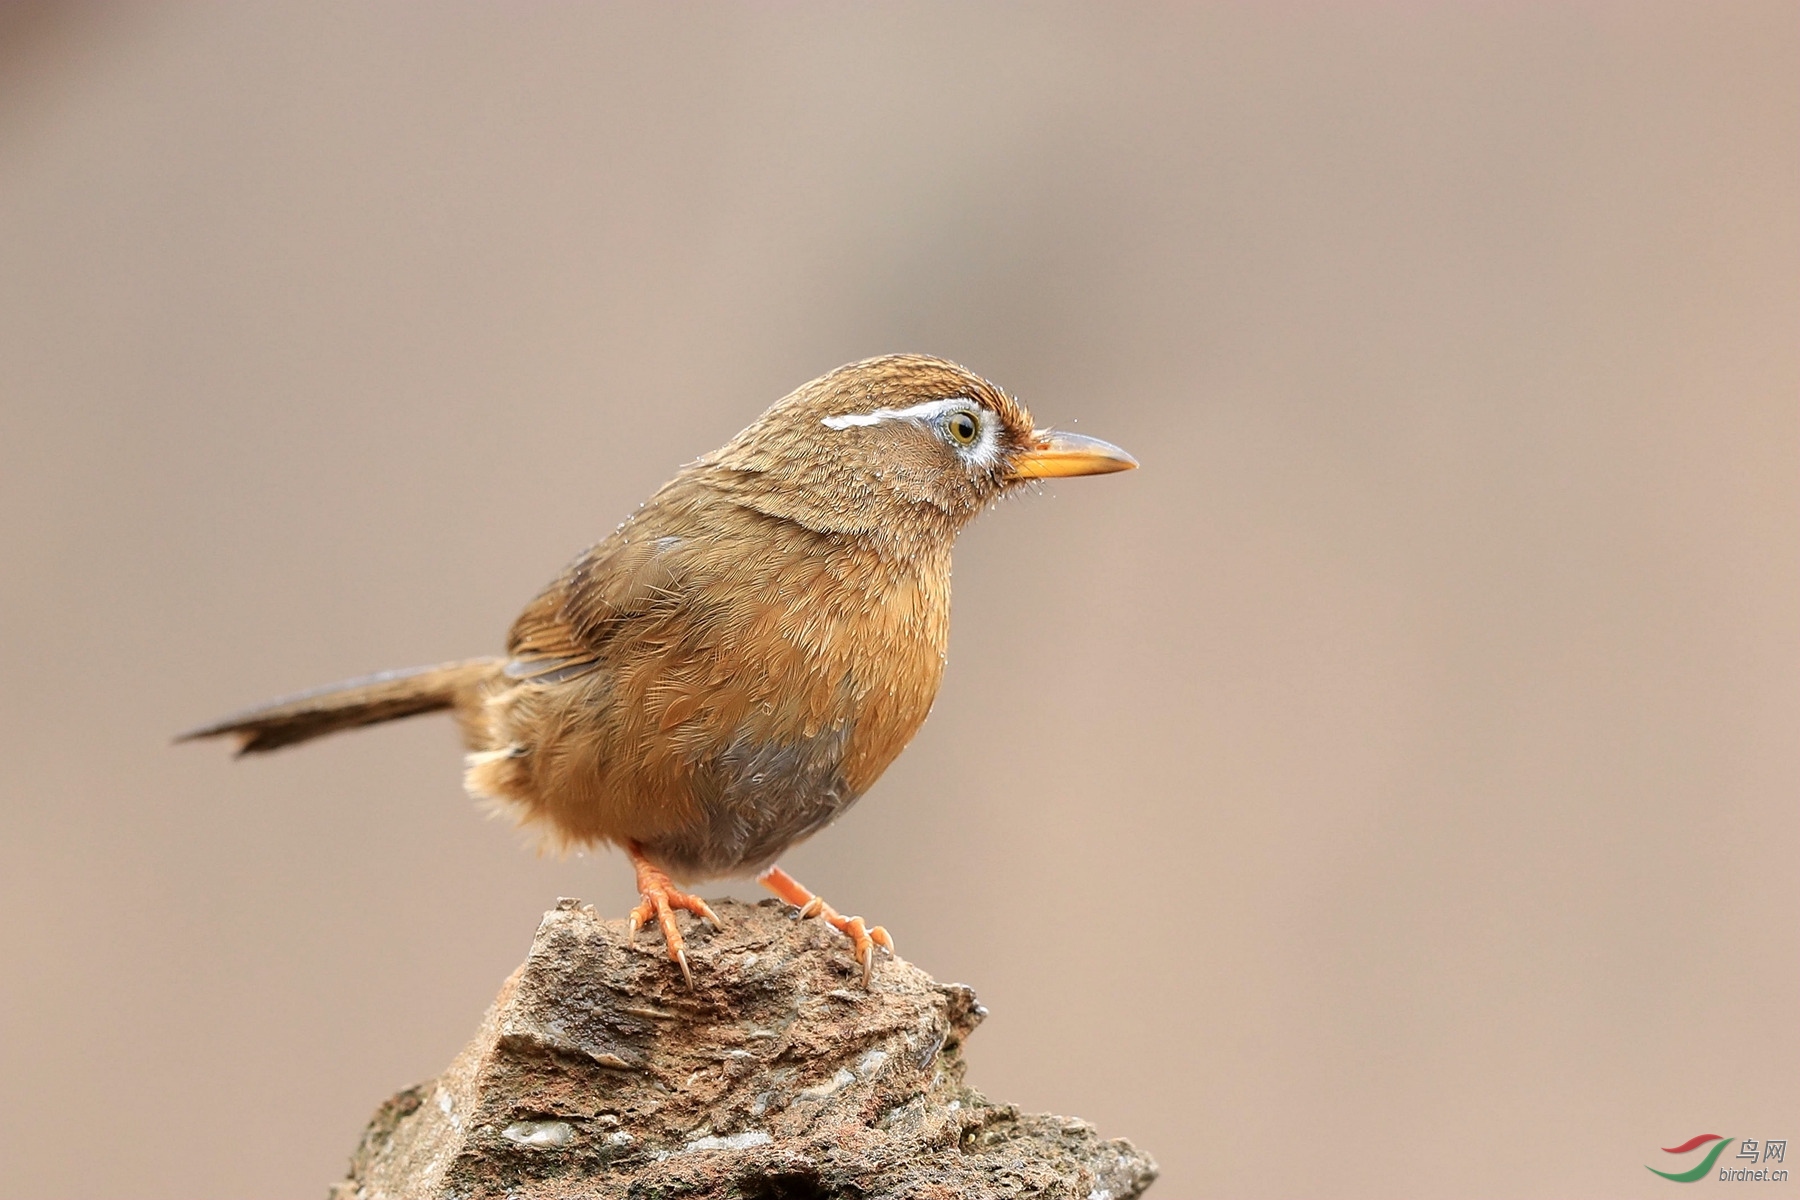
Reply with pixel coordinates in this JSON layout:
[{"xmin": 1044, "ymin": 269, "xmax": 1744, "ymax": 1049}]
[{"xmin": 331, "ymin": 897, "xmax": 1157, "ymax": 1199}]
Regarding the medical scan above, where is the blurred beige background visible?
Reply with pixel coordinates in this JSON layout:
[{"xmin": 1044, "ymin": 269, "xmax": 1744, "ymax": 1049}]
[{"xmin": 1, "ymin": 4, "xmax": 1795, "ymax": 1197}]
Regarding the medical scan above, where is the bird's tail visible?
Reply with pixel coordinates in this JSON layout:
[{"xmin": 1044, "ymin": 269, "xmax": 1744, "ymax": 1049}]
[{"xmin": 176, "ymin": 657, "xmax": 503, "ymax": 755}]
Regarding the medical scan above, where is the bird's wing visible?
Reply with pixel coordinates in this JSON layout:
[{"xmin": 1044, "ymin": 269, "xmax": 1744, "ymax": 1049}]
[
  {"xmin": 506, "ymin": 537, "xmax": 682, "ymax": 666},
  {"xmin": 504, "ymin": 476, "xmax": 728, "ymax": 676}
]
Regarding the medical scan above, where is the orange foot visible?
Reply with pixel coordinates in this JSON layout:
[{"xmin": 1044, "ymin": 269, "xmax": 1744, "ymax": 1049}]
[
  {"xmin": 758, "ymin": 865, "xmax": 895, "ymax": 987},
  {"xmin": 625, "ymin": 841, "xmax": 721, "ymax": 987}
]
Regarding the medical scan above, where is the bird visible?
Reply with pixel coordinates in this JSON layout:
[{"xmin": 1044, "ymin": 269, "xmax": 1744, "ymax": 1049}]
[{"xmin": 180, "ymin": 354, "xmax": 1136, "ymax": 986}]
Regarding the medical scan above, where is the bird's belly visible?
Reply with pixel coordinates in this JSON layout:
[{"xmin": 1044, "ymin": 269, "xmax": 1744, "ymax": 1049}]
[{"xmin": 646, "ymin": 719, "xmax": 860, "ymax": 880}]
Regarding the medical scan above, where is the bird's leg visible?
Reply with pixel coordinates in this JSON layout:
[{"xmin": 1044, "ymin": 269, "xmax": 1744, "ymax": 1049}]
[
  {"xmin": 624, "ymin": 841, "xmax": 720, "ymax": 987},
  {"xmin": 757, "ymin": 864, "xmax": 895, "ymax": 987}
]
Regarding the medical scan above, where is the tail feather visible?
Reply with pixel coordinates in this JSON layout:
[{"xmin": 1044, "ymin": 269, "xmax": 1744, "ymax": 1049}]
[{"xmin": 177, "ymin": 658, "xmax": 502, "ymax": 755}]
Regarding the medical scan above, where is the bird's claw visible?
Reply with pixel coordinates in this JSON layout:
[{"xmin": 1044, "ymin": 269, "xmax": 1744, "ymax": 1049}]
[
  {"xmin": 625, "ymin": 843, "xmax": 718, "ymax": 988},
  {"xmin": 838, "ymin": 916, "xmax": 896, "ymax": 987},
  {"xmin": 757, "ymin": 864, "xmax": 896, "ymax": 988}
]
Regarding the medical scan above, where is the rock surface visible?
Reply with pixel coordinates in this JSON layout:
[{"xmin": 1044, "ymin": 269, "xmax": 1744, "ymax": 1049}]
[{"xmin": 331, "ymin": 897, "xmax": 1156, "ymax": 1199}]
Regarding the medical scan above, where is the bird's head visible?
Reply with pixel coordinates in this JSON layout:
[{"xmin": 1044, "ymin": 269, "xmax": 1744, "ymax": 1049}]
[{"xmin": 705, "ymin": 355, "xmax": 1136, "ymax": 551}]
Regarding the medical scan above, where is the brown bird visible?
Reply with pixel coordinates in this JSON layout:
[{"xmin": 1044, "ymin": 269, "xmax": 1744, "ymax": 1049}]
[{"xmin": 181, "ymin": 355, "xmax": 1135, "ymax": 986}]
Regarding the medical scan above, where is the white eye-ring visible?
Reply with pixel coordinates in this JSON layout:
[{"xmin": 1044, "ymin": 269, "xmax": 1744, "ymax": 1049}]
[
  {"xmin": 941, "ymin": 404, "xmax": 1004, "ymax": 469},
  {"xmin": 819, "ymin": 396, "xmax": 1003, "ymax": 468}
]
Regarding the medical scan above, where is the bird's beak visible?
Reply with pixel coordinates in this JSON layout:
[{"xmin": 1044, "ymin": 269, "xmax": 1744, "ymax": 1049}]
[{"xmin": 1007, "ymin": 429, "xmax": 1139, "ymax": 479}]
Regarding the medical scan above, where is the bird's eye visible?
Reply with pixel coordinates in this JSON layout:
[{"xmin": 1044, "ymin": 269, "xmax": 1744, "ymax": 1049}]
[{"xmin": 945, "ymin": 410, "xmax": 981, "ymax": 446}]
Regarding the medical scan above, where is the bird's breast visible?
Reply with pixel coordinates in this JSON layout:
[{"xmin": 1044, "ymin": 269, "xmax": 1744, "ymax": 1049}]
[
  {"xmin": 827, "ymin": 556, "xmax": 951, "ymax": 794},
  {"xmin": 632, "ymin": 538, "xmax": 951, "ymax": 877},
  {"xmin": 706, "ymin": 543, "xmax": 950, "ymax": 793}
]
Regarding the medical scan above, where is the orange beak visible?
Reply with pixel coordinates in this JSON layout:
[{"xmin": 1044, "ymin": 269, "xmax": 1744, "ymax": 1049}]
[{"xmin": 1007, "ymin": 429, "xmax": 1139, "ymax": 480}]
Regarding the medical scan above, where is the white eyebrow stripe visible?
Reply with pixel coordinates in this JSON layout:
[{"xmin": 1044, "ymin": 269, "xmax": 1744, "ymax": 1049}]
[{"xmin": 821, "ymin": 397, "xmax": 971, "ymax": 430}]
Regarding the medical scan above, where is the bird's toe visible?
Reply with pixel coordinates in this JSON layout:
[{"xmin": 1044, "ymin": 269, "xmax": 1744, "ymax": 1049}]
[{"xmin": 758, "ymin": 864, "xmax": 897, "ymax": 990}]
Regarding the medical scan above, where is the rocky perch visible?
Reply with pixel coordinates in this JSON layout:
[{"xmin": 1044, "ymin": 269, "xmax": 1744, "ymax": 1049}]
[{"xmin": 331, "ymin": 897, "xmax": 1156, "ymax": 1199}]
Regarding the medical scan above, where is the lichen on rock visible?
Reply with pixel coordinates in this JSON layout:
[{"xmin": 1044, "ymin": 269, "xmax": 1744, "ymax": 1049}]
[{"xmin": 332, "ymin": 897, "xmax": 1156, "ymax": 1199}]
